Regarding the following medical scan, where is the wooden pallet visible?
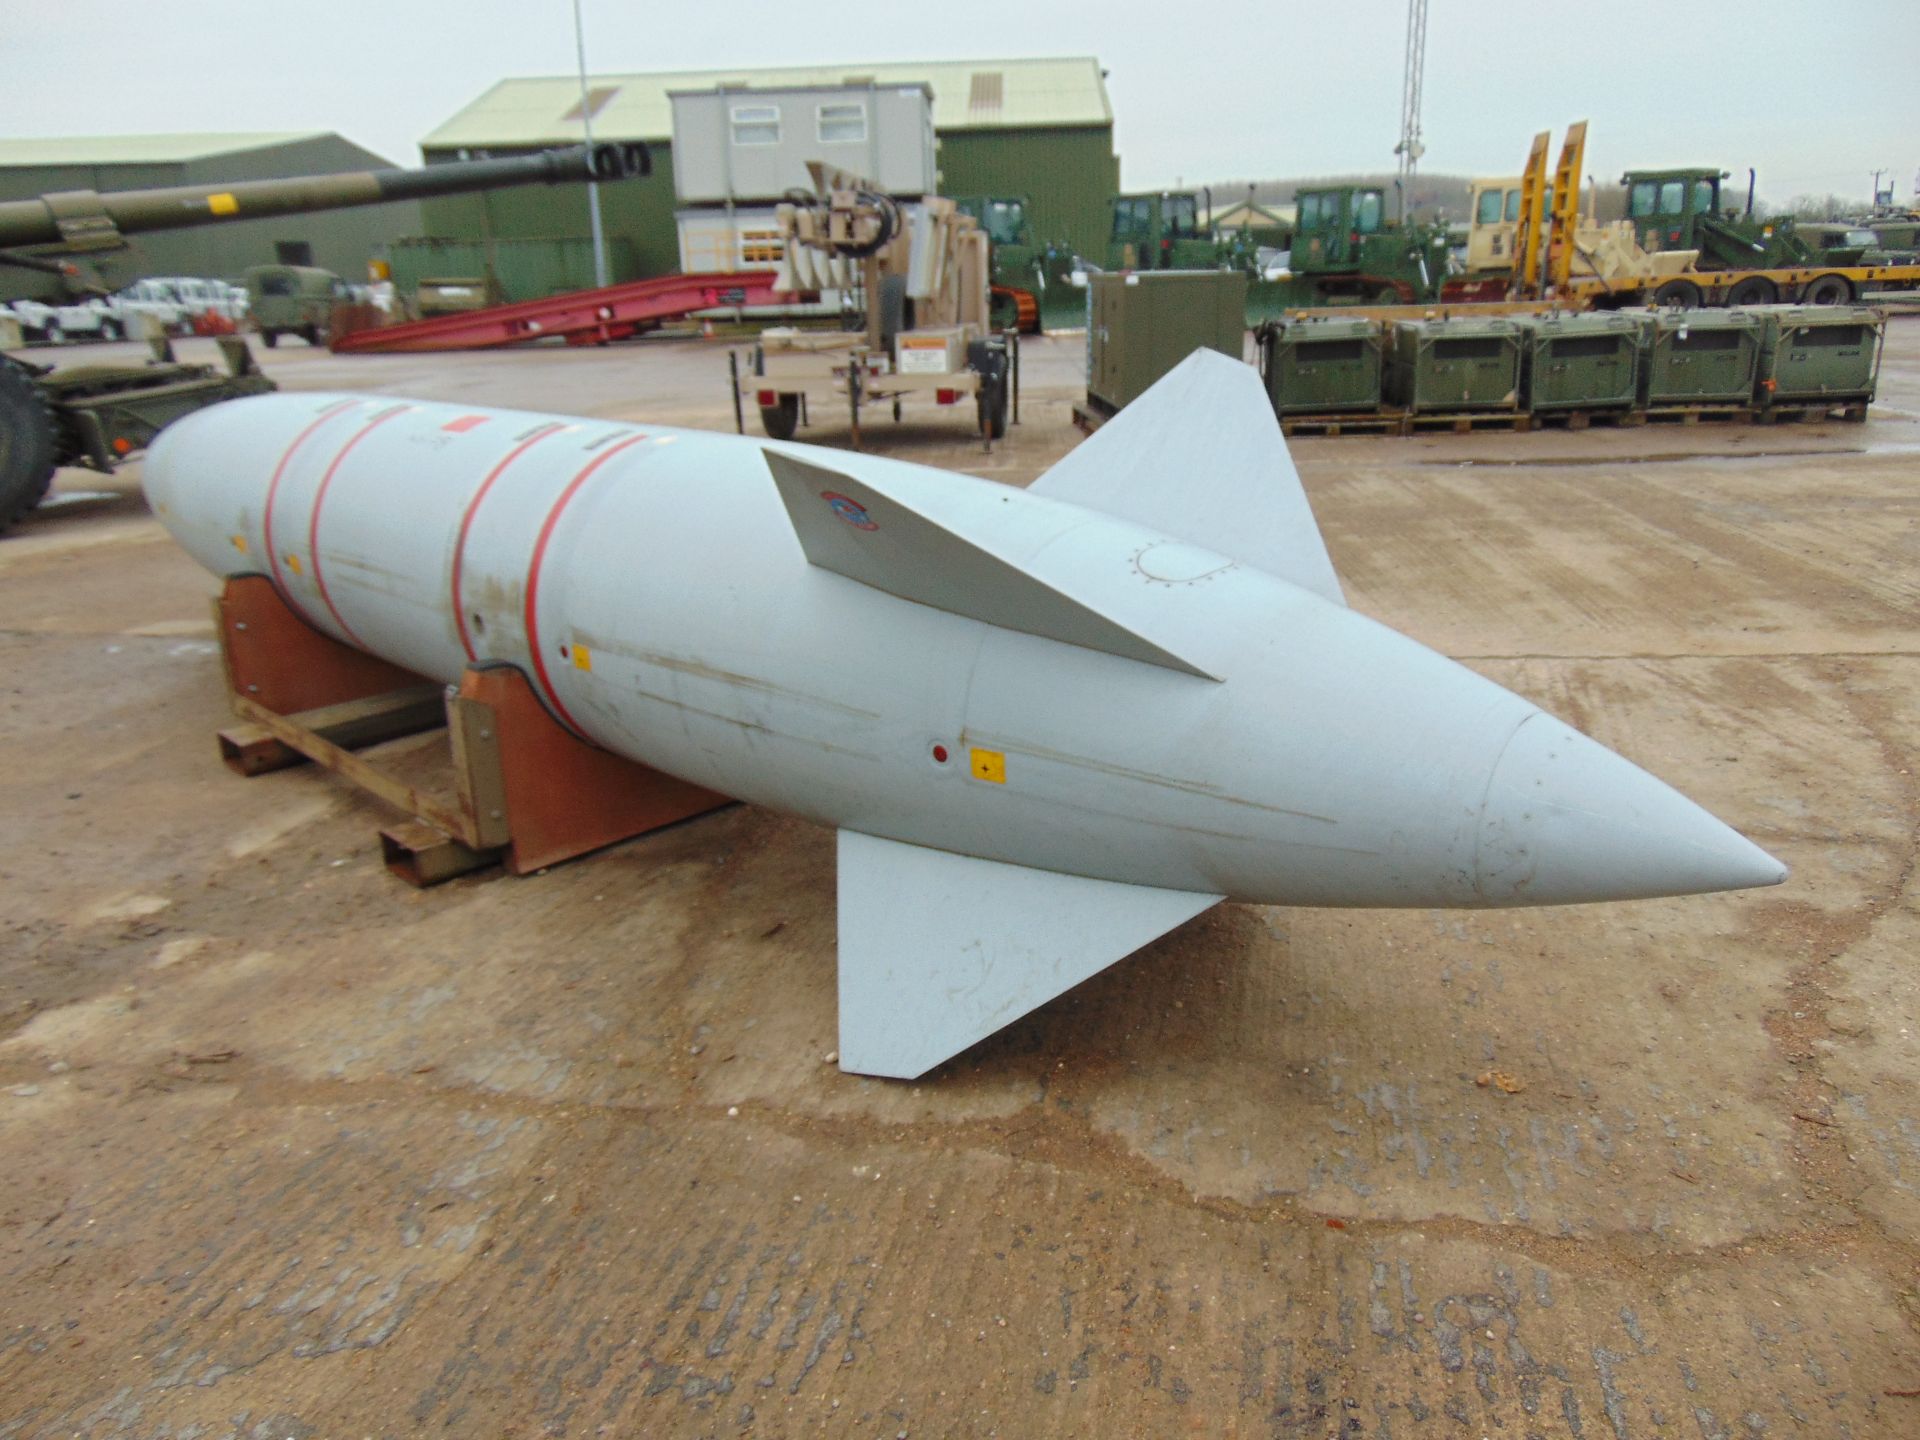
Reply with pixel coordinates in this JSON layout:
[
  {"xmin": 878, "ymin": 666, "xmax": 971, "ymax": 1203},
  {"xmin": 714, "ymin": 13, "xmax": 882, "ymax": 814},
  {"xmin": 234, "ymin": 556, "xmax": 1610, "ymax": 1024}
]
[
  {"xmin": 1755, "ymin": 400, "xmax": 1871, "ymax": 425},
  {"xmin": 1527, "ymin": 407, "xmax": 1645, "ymax": 431},
  {"xmin": 1278, "ymin": 410, "xmax": 1406, "ymax": 437},
  {"xmin": 1643, "ymin": 403, "xmax": 1758, "ymax": 426},
  {"xmin": 213, "ymin": 575, "xmax": 731, "ymax": 886},
  {"xmin": 1070, "ymin": 398, "xmax": 1116, "ymax": 435},
  {"xmin": 1403, "ymin": 409, "xmax": 1532, "ymax": 434}
]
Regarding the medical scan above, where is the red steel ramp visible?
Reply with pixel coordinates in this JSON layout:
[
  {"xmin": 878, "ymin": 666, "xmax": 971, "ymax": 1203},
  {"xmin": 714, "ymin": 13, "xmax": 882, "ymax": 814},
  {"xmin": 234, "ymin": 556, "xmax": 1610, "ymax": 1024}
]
[{"xmin": 333, "ymin": 272, "xmax": 795, "ymax": 353}]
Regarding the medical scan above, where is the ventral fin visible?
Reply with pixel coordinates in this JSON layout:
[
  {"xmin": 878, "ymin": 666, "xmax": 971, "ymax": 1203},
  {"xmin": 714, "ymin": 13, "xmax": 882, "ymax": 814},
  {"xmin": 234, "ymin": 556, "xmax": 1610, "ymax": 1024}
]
[
  {"xmin": 1030, "ymin": 349, "xmax": 1346, "ymax": 606},
  {"xmin": 764, "ymin": 449, "xmax": 1218, "ymax": 679},
  {"xmin": 835, "ymin": 830, "xmax": 1222, "ymax": 1078}
]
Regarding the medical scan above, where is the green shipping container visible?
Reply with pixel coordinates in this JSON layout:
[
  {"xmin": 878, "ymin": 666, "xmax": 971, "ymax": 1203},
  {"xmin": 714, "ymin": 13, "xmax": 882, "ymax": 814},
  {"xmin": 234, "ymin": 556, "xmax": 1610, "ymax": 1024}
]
[
  {"xmin": 1088, "ymin": 271, "xmax": 1247, "ymax": 413},
  {"xmin": 1385, "ymin": 317, "xmax": 1522, "ymax": 413},
  {"xmin": 1262, "ymin": 317, "xmax": 1382, "ymax": 414},
  {"xmin": 1517, "ymin": 313, "xmax": 1641, "ymax": 411},
  {"xmin": 1757, "ymin": 306, "xmax": 1883, "ymax": 406},
  {"xmin": 1637, "ymin": 308, "xmax": 1763, "ymax": 407}
]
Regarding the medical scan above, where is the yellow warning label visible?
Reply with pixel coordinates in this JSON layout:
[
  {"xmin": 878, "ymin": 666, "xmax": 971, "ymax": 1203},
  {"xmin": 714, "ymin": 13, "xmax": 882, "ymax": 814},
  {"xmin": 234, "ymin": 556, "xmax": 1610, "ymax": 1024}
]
[
  {"xmin": 572, "ymin": 643, "xmax": 593, "ymax": 672},
  {"xmin": 230, "ymin": 534, "xmax": 247, "ymax": 553},
  {"xmin": 285, "ymin": 553, "xmax": 302, "ymax": 575},
  {"xmin": 207, "ymin": 192, "xmax": 239, "ymax": 216},
  {"xmin": 970, "ymin": 747, "xmax": 1006, "ymax": 784}
]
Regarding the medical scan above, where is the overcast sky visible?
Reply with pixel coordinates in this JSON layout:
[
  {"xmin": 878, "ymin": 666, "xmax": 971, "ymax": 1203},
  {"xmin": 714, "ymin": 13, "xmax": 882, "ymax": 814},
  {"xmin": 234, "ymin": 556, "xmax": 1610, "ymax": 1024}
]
[{"xmin": 4, "ymin": 1, "xmax": 1915, "ymax": 206}]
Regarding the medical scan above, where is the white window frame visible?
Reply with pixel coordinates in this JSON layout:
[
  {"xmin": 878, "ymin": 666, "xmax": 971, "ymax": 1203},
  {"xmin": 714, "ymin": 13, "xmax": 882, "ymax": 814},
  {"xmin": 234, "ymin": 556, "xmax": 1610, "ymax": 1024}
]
[
  {"xmin": 730, "ymin": 104, "xmax": 781, "ymax": 146},
  {"xmin": 816, "ymin": 102, "xmax": 867, "ymax": 145}
]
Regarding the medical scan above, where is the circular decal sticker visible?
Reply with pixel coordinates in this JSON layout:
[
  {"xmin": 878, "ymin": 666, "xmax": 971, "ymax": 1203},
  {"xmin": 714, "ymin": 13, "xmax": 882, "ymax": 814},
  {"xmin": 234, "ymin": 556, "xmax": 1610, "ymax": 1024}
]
[{"xmin": 821, "ymin": 491, "xmax": 879, "ymax": 531}]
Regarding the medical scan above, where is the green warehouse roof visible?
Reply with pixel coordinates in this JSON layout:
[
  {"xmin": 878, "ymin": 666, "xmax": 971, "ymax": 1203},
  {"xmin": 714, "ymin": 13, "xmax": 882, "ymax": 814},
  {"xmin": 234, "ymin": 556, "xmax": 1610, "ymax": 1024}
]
[
  {"xmin": 0, "ymin": 133, "xmax": 334, "ymax": 167},
  {"xmin": 424, "ymin": 56, "xmax": 1111, "ymax": 150}
]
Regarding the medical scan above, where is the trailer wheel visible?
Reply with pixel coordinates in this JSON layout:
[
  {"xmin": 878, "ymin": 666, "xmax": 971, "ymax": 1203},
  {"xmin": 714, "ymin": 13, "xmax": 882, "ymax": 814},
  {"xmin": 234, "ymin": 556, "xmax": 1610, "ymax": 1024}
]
[
  {"xmin": 758, "ymin": 394, "xmax": 800, "ymax": 441},
  {"xmin": 1803, "ymin": 274, "xmax": 1854, "ymax": 305},
  {"xmin": 0, "ymin": 358, "xmax": 58, "ymax": 534},
  {"xmin": 262, "ymin": 329, "xmax": 280, "ymax": 348},
  {"xmin": 1653, "ymin": 279, "xmax": 1703, "ymax": 309},
  {"xmin": 1725, "ymin": 276, "xmax": 1777, "ymax": 307}
]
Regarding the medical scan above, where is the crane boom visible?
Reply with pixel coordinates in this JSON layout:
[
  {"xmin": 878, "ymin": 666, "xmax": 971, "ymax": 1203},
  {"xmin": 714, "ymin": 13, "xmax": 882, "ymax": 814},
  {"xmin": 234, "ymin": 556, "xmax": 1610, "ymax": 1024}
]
[{"xmin": 1394, "ymin": 0, "xmax": 1430, "ymax": 213}]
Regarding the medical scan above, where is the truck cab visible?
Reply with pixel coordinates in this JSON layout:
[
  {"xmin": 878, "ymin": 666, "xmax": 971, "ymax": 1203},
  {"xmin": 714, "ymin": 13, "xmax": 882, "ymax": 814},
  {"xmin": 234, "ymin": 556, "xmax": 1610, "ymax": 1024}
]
[
  {"xmin": 1465, "ymin": 177, "xmax": 1524, "ymax": 272},
  {"xmin": 1106, "ymin": 192, "xmax": 1212, "ymax": 271},
  {"xmin": 1291, "ymin": 187, "xmax": 1387, "ymax": 270},
  {"xmin": 1624, "ymin": 169, "xmax": 1724, "ymax": 253}
]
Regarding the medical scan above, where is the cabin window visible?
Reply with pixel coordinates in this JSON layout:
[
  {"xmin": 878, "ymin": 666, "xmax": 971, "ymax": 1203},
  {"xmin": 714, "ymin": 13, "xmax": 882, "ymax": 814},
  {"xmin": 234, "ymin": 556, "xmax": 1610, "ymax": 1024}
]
[
  {"xmin": 1692, "ymin": 179, "xmax": 1717, "ymax": 214},
  {"xmin": 1658, "ymin": 181, "xmax": 1685, "ymax": 214},
  {"xmin": 1476, "ymin": 189, "xmax": 1503, "ymax": 224},
  {"xmin": 1298, "ymin": 194, "xmax": 1322, "ymax": 228},
  {"xmin": 1111, "ymin": 196, "xmax": 1152, "ymax": 243},
  {"xmin": 730, "ymin": 105, "xmax": 780, "ymax": 146},
  {"xmin": 1506, "ymin": 189, "xmax": 1523, "ymax": 222},
  {"xmin": 1166, "ymin": 194, "xmax": 1197, "ymax": 238},
  {"xmin": 817, "ymin": 103, "xmax": 866, "ymax": 145},
  {"xmin": 1354, "ymin": 191, "xmax": 1384, "ymax": 234}
]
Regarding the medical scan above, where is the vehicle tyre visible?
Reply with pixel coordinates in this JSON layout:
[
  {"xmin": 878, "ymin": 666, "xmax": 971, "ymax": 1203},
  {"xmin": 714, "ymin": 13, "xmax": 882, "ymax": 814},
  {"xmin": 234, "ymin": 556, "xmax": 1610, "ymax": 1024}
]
[
  {"xmin": 759, "ymin": 394, "xmax": 800, "ymax": 440},
  {"xmin": 0, "ymin": 358, "xmax": 58, "ymax": 533},
  {"xmin": 301, "ymin": 325, "xmax": 320, "ymax": 347},
  {"xmin": 1724, "ymin": 276, "xmax": 1776, "ymax": 307},
  {"xmin": 98, "ymin": 317, "xmax": 122, "ymax": 341},
  {"xmin": 1652, "ymin": 279, "xmax": 1702, "ymax": 309},
  {"xmin": 1803, "ymin": 274, "xmax": 1853, "ymax": 305},
  {"xmin": 1374, "ymin": 285, "xmax": 1402, "ymax": 305},
  {"xmin": 43, "ymin": 322, "xmax": 63, "ymax": 345},
  {"xmin": 262, "ymin": 329, "xmax": 280, "ymax": 348},
  {"xmin": 988, "ymin": 288, "xmax": 1021, "ymax": 333}
]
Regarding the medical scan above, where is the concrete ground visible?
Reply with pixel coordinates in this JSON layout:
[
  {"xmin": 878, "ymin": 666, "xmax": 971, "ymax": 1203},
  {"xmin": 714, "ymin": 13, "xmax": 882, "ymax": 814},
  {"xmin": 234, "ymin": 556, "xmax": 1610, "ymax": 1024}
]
[{"xmin": 1, "ymin": 322, "xmax": 1917, "ymax": 1438}]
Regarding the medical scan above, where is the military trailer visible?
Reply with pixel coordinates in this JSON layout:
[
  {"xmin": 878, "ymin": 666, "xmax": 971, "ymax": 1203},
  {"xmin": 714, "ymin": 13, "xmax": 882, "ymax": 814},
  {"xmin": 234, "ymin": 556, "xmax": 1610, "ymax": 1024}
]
[
  {"xmin": 1516, "ymin": 312, "xmax": 1641, "ymax": 412},
  {"xmin": 1260, "ymin": 316, "xmax": 1383, "ymax": 414},
  {"xmin": 1384, "ymin": 317, "xmax": 1523, "ymax": 413},
  {"xmin": 1636, "ymin": 309, "xmax": 1763, "ymax": 409},
  {"xmin": 1755, "ymin": 306, "xmax": 1883, "ymax": 416}
]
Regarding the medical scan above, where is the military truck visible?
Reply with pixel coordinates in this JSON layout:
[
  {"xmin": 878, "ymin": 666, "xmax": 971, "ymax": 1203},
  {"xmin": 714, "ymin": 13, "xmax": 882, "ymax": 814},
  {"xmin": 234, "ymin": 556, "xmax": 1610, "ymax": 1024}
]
[
  {"xmin": 0, "ymin": 142, "xmax": 651, "ymax": 532},
  {"xmin": 244, "ymin": 264, "xmax": 352, "ymax": 346}
]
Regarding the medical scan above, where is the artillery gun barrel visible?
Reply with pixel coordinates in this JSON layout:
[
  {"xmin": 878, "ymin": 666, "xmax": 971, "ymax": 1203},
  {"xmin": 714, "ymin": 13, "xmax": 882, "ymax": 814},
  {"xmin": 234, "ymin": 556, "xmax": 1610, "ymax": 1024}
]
[{"xmin": 0, "ymin": 143, "xmax": 649, "ymax": 251}]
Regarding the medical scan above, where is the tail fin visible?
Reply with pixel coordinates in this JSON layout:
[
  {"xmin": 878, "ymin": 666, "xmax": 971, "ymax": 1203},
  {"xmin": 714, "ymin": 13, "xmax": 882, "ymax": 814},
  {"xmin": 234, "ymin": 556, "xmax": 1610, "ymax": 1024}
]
[{"xmin": 1031, "ymin": 349, "xmax": 1345, "ymax": 606}]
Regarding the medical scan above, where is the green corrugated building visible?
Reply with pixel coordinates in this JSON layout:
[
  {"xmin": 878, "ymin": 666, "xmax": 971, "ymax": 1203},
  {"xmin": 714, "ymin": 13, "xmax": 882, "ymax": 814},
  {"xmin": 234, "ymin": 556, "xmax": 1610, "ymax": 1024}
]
[
  {"xmin": 0, "ymin": 133, "xmax": 421, "ymax": 302},
  {"xmin": 418, "ymin": 56, "xmax": 1119, "ymax": 291}
]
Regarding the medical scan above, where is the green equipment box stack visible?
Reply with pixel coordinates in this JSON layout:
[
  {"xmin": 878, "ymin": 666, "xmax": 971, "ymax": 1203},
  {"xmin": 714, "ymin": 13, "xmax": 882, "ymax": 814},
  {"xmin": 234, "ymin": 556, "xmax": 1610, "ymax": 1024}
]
[
  {"xmin": 1517, "ymin": 312, "xmax": 1642, "ymax": 411},
  {"xmin": 1088, "ymin": 271, "xmax": 1248, "ymax": 413},
  {"xmin": 1262, "ymin": 317, "xmax": 1383, "ymax": 414},
  {"xmin": 1756, "ymin": 306, "xmax": 1884, "ymax": 409},
  {"xmin": 1384, "ymin": 317, "xmax": 1522, "ymax": 413},
  {"xmin": 1637, "ymin": 309, "xmax": 1764, "ymax": 408}
]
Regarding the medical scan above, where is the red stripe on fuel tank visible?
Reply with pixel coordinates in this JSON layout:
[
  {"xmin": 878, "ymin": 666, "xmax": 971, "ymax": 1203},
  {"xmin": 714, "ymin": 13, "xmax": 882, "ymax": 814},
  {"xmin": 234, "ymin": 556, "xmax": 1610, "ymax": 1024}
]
[
  {"xmin": 262, "ymin": 399, "xmax": 362, "ymax": 620},
  {"xmin": 523, "ymin": 433, "xmax": 649, "ymax": 736},
  {"xmin": 306, "ymin": 405, "xmax": 412, "ymax": 647},
  {"xmin": 450, "ymin": 423, "xmax": 566, "ymax": 662}
]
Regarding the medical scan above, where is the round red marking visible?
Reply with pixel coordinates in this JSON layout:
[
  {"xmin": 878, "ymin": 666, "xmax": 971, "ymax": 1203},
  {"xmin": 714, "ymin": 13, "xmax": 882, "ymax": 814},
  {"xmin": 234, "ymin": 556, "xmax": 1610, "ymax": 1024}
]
[
  {"xmin": 307, "ymin": 406, "xmax": 412, "ymax": 646},
  {"xmin": 451, "ymin": 423, "xmax": 565, "ymax": 661},
  {"xmin": 931, "ymin": 744, "xmax": 949, "ymax": 764},
  {"xmin": 263, "ymin": 400, "xmax": 362, "ymax": 621},
  {"xmin": 524, "ymin": 434, "xmax": 650, "ymax": 736}
]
